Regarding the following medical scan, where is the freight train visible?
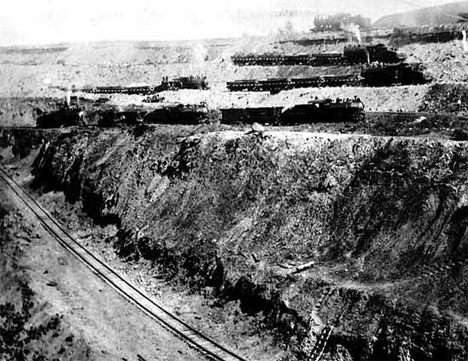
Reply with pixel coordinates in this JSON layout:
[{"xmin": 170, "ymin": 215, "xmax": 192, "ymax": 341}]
[
  {"xmin": 221, "ymin": 97, "xmax": 365, "ymax": 125},
  {"xmin": 227, "ymin": 63, "xmax": 428, "ymax": 92},
  {"xmin": 390, "ymin": 25, "xmax": 463, "ymax": 47},
  {"xmin": 226, "ymin": 75, "xmax": 363, "ymax": 92},
  {"xmin": 82, "ymin": 75, "xmax": 209, "ymax": 95},
  {"xmin": 35, "ymin": 103, "xmax": 209, "ymax": 128},
  {"xmin": 231, "ymin": 44, "xmax": 406, "ymax": 66},
  {"xmin": 35, "ymin": 96, "xmax": 364, "ymax": 128}
]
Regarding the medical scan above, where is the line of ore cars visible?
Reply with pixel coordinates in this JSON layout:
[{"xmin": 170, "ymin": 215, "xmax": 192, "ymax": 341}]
[
  {"xmin": 35, "ymin": 96, "xmax": 365, "ymax": 128},
  {"xmin": 36, "ymin": 44, "xmax": 427, "ymax": 127},
  {"xmin": 227, "ymin": 44, "xmax": 428, "ymax": 90}
]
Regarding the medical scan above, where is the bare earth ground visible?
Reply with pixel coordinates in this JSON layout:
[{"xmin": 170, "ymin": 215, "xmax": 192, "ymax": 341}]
[
  {"xmin": 0, "ymin": 36, "xmax": 467, "ymax": 124},
  {"xmin": 2, "ymin": 31, "xmax": 468, "ymax": 361},
  {"xmin": 2, "ymin": 144, "xmax": 285, "ymax": 361},
  {"xmin": 36, "ymin": 190, "xmax": 286, "ymax": 361},
  {"xmin": 0, "ymin": 172, "xmax": 208, "ymax": 361}
]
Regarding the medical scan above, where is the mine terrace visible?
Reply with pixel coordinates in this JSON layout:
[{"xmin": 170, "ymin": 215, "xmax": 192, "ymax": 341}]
[{"xmin": 2, "ymin": 2, "xmax": 468, "ymax": 361}]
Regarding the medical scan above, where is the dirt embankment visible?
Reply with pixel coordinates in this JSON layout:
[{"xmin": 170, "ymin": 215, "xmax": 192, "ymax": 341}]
[
  {"xmin": 0, "ymin": 98, "xmax": 63, "ymax": 127},
  {"xmin": 27, "ymin": 127, "xmax": 468, "ymax": 360}
]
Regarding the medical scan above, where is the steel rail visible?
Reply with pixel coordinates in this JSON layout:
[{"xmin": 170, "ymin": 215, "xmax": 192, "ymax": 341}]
[{"xmin": 0, "ymin": 168, "xmax": 250, "ymax": 361}]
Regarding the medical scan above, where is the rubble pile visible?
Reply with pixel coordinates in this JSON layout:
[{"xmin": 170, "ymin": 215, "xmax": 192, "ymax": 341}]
[
  {"xmin": 403, "ymin": 42, "xmax": 468, "ymax": 83},
  {"xmin": 419, "ymin": 83, "xmax": 468, "ymax": 114}
]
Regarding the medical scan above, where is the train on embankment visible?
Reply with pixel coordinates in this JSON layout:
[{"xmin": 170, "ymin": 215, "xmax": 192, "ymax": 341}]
[
  {"xmin": 35, "ymin": 96, "xmax": 366, "ymax": 128},
  {"xmin": 35, "ymin": 102, "xmax": 210, "ymax": 128},
  {"xmin": 221, "ymin": 97, "xmax": 365, "ymax": 125},
  {"xmin": 231, "ymin": 44, "xmax": 406, "ymax": 66},
  {"xmin": 80, "ymin": 75, "xmax": 209, "ymax": 95},
  {"xmin": 226, "ymin": 62, "xmax": 429, "ymax": 92}
]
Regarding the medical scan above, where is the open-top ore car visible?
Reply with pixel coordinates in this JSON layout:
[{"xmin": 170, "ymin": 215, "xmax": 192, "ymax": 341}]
[{"xmin": 220, "ymin": 107, "xmax": 283, "ymax": 125}]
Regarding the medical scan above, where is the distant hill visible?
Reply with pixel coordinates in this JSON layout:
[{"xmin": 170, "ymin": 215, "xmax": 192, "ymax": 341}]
[{"xmin": 373, "ymin": 1, "xmax": 468, "ymax": 28}]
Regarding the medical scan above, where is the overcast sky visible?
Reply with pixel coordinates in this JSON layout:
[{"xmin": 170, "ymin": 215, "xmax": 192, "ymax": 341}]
[{"xmin": 0, "ymin": 0, "xmax": 461, "ymax": 45}]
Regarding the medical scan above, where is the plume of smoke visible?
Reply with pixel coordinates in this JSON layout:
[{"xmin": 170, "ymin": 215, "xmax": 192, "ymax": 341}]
[
  {"xmin": 191, "ymin": 42, "xmax": 208, "ymax": 66},
  {"xmin": 66, "ymin": 88, "xmax": 72, "ymax": 107},
  {"xmin": 343, "ymin": 23, "xmax": 362, "ymax": 44},
  {"xmin": 276, "ymin": 19, "xmax": 297, "ymax": 40},
  {"xmin": 462, "ymin": 30, "xmax": 468, "ymax": 52}
]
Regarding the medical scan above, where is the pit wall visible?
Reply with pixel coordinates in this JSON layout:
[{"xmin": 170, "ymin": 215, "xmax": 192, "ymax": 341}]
[
  {"xmin": 31, "ymin": 128, "xmax": 468, "ymax": 360},
  {"xmin": 0, "ymin": 128, "xmax": 58, "ymax": 163}
]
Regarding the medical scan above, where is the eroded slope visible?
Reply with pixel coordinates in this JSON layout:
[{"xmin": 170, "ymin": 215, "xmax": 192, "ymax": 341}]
[{"xmin": 30, "ymin": 127, "xmax": 468, "ymax": 360}]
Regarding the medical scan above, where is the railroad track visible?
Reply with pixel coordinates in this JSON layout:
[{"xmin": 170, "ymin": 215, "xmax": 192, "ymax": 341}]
[
  {"xmin": 0, "ymin": 126, "xmax": 37, "ymax": 130},
  {"xmin": 0, "ymin": 168, "xmax": 249, "ymax": 361}
]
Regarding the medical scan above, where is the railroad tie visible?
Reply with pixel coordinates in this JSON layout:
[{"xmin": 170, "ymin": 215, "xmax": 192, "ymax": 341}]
[
  {"xmin": 0, "ymin": 170, "xmax": 250, "ymax": 361},
  {"xmin": 308, "ymin": 325, "xmax": 334, "ymax": 361}
]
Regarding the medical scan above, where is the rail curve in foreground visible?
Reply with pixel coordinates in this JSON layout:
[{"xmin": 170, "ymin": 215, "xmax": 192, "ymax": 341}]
[{"xmin": 0, "ymin": 168, "xmax": 250, "ymax": 361}]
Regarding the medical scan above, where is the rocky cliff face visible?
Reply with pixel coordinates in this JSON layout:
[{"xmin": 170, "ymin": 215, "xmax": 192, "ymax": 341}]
[{"xmin": 31, "ymin": 127, "xmax": 468, "ymax": 360}]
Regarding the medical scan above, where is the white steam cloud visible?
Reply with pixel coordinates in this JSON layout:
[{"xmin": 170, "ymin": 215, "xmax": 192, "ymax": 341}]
[
  {"xmin": 343, "ymin": 23, "xmax": 362, "ymax": 44},
  {"xmin": 462, "ymin": 30, "xmax": 468, "ymax": 53}
]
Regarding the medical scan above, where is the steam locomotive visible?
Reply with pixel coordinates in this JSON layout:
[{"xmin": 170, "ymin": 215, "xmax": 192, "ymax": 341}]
[
  {"xmin": 143, "ymin": 103, "xmax": 209, "ymax": 125},
  {"xmin": 361, "ymin": 62, "xmax": 428, "ymax": 87},
  {"xmin": 281, "ymin": 97, "xmax": 365, "ymax": 123},
  {"xmin": 231, "ymin": 44, "xmax": 406, "ymax": 66}
]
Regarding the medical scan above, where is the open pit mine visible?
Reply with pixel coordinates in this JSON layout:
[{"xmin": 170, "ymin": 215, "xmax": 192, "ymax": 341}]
[{"xmin": 2, "ymin": 14, "xmax": 468, "ymax": 361}]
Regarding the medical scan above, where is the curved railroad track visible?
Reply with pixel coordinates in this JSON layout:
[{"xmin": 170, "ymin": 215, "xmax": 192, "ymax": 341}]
[{"xmin": 0, "ymin": 168, "xmax": 250, "ymax": 361}]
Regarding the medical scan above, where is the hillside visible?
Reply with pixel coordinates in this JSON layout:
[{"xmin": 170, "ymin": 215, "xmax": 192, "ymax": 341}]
[
  {"xmin": 373, "ymin": 1, "xmax": 468, "ymax": 28},
  {"xmin": 2, "ymin": 36, "xmax": 468, "ymax": 127},
  {"xmin": 3, "ymin": 18, "xmax": 468, "ymax": 361}
]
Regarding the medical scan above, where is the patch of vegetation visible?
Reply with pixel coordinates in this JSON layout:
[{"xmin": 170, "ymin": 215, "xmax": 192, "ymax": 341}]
[
  {"xmin": 0, "ymin": 204, "xmax": 90, "ymax": 361},
  {"xmin": 0, "ymin": 282, "xmax": 62, "ymax": 361}
]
